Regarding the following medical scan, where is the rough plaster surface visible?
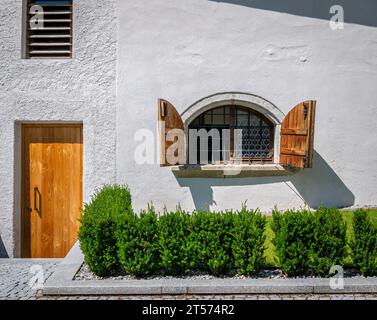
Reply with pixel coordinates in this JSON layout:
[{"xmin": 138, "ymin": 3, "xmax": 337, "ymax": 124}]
[
  {"xmin": 0, "ymin": 0, "xmax": 117, "ymax": 257},
  {"xmin": 116, "ymin": 0, "xmax": 377, "ymax": 213}
]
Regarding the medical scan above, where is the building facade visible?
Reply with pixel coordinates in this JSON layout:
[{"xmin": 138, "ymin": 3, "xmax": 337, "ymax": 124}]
[{"xmin": 1, "ymin": 0, "xmax": 377, "ymax": 257}]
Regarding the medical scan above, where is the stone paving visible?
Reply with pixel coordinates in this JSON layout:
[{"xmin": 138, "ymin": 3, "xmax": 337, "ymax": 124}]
[
  {"xmin": 2, "ymin": 259, "xmax": 377, "ymax": 300},
  {"xmin": 34, "ymin": 293, "xmax": 377, "ymax": 300},
  {"xmin": 0, "ymin": 259, "xmax": 61, "ymax": 300}
]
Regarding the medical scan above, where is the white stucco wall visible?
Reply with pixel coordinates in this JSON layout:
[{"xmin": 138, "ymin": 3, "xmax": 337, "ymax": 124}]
[
  {"xmin": 1, "ymin": 0, "xmax": 377, "ymax": 257},
  {"xmin": 0, "ymin": 0, "xmax": 117, "ymax": 257},
  {"xmin": 116, "ymin": 0, "xmax": 377, "ymax": 213}
]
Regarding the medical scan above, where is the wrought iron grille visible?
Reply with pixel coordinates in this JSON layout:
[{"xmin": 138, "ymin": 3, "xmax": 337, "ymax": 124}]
[{"xmin": 234, "ymin": 110, "xmax": 272, "ymax": 159}]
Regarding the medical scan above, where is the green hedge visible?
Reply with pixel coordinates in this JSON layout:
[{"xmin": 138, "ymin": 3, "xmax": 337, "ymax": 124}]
[
  {"xmin": 78, "ymin": 186, "xmax": 376, "ymax": 277},
  {"xmin": 78, "ymin": 185, "xmax": 133, "ymax": 277},
  {"xmin": 79, "ymin": 190, "xmax": 266, "ymax": 276},
  {"xmin": 351, "ymin": 209, "xmax": 377, "ymax": 276},
  {"xmin": 272, "ymin": 209, "xmax": 314, "ymax": 276},
  {"xmin": 187, "ymin": 210, "xmax": 235, "ymax": 275},
  {"xmin": 231, "ymin": 207, "xmax": 267, "ymax": 275},
  {"xmin": 146, "ymin": 208, "xmax": 266, "ymax": 276},
  {"xmin": 272, "ymin": 207, "xmax": 347, "ymax": 276},
  {"xmin": 153, "ymin": 207, "xmax": 266, "ymax": 276},
  {"xmin": 116, "ymin": 208, "xmax": 160, "ymax": 276},
  {"xmin": 158, "ymin": 209, "xmax": 192, "ymax": 275},
  {"xmin": 311, "ymin": 207, "xmax": 347, "ymax": 275}
]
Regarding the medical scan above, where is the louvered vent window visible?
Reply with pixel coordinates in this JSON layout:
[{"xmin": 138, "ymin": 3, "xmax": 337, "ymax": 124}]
[{"xmin": 26, "ymin": 0, "xmax": 72, "ymax": 59}]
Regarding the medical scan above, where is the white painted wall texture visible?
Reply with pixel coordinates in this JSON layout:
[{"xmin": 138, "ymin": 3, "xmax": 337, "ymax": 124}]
[
  {"xmin": 116, "ymin": 0, "xmax": 377, "ymax": 213},
  {"xmin": 1, "ymin": 0, "xmax": 377, "ymax": 257},
  {"xmin": 0, "ymin": 0, "xmax": 117, "ymax": 257}
]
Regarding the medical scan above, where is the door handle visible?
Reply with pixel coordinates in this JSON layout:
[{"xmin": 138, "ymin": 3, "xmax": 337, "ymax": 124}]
[{"xmin": 34, "ymin": 187, "xmax": 41, "ymax": 214}]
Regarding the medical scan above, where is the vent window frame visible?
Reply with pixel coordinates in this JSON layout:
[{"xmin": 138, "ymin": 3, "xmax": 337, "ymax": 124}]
[{"xmin": 24, "ymin": 0, "xmax": 73, "ymax": 59}]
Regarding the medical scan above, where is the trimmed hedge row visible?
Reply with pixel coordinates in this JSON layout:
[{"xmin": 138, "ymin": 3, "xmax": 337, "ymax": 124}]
[
  {"xmin": 79, "ymin": 186, "xmax": 266, "ymax": 277},
  {"xmin": 78, "ymin": 185, "xmax": 377, "ymax": 277},
  {"xmin": 116, "ymin": 208, "xmax": 267, "ymax": 276},
  {"xmin": 351, "ymin": 209, "xmax": 377, "ymax": 276},
  {"xmin": 272, "ymin": 207, "xmax": 377, "ymax": 277},
  {"xmin": 272, "ymin": 207, "xmax": 347, "ymax": 276}
]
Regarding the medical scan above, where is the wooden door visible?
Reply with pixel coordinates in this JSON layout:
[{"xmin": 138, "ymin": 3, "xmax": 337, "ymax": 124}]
[
  {"xmin": 280, "ymin": 100, "xmax": 316, "ymax": 168},
  {"xmin": 21, "ymin": 124, "xmax": 83, "ymax": 258}
]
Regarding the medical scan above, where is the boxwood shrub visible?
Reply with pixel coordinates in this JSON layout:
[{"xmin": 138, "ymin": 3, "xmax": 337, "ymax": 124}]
[
  {"xmin": 272, "ymin": 209, "xmax": 314, "ymax": 276},
  {"xmin": 187, "ymin": 210, "xmax": 235, "ymax": 275},
  {"xmin": 116, "ymin": 207, "xmax": 160, "ymax": 276},
  {"xmin": 311, "ymin": 207, "xmax": 347, "ymax": 276},
  {"xmin": 79, "ymin": 188, "xmax": 267, "ymax": 277},
  {"xmin": 272, "ymin": 207, "xmax": 347, "ymax": 276},
  {"xmin": 158, "ymin": 209, "xmax": 192, "ymax": 275},
  {"xmin": 155, "ymin": 208, "xmax": 266, "ymax": 276},
  {"xmin": 231, "ymin": 208, "xmax": 267, "ymax": 275},
  {"xmin": 78, "ymin": 186, "xmax": 370, "ymax": 278},
  {"xmin": 78, "ymin": 185, "xmax": 132, "ymax": 277},
  {"xmin": 351, "ymin": 209, "xmax": 377, "ymax": 276}
]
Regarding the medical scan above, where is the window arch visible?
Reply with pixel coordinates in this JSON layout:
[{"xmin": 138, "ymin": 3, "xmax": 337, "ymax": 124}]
[
  {"xmin": 181, "ymin": 93, "xmax": 285, "ymax": 126},
  {"xmin": 188, "ymin": 105, "xmax": 274, "ymax": 164}
]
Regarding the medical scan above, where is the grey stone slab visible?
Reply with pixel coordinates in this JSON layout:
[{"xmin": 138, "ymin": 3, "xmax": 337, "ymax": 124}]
[
  {"xmin": 313, "ymin": 277, "xmax": 377, "ymax": 294},
  {"xmin": 187, "ymin": 281, "xmax": 313, "ymax": 295},
  {"xmin": 161, "ymin": 285, "xmax": 188, "ymax": 295},
  {"xmin": 61, "ymin": 242, "xmax": 84, "ymax": 265},
  {"xmin": 44, "ymin": 281, "xmax": 163, "ymax": 296},
  {"xmin": 45, "ymin": 272, "xmax": 377, "ymax": 296}
]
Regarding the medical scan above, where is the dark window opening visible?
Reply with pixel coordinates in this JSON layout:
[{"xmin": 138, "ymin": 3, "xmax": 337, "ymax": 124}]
[
  {"xmin": 188, "ymin": 106, "xmax": 274, "ymax": 164},
  {"xmin": 25, "ymin": 0, "xmax": 73, "ymax": 59}
]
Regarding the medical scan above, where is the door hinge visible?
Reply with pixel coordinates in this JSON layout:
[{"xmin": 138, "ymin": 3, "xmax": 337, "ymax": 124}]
[
  {"xmin": 303, "ymin": 104, "xmax": 309, "ymax": 119},
  {"xmin": 160, "ymin": 102, "xmax": 167, "ymax": 117}
]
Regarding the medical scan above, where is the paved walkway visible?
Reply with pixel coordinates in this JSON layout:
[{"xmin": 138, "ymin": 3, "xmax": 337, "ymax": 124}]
[
  {"xmin": 35, "ymin": 294, "xmax": 377, "ymax": 300},
  {"xmin": 1, "ymin": 259, "xmax": 377, "ymax": 300},
  {"xmin": 0, "ymin": 259, "xmax": 61, "ymax": 300}
]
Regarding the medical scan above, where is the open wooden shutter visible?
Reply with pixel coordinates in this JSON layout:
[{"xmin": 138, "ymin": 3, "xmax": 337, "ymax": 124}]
[
  {"xmin": 280, "ymin": 100, "xmax": 316, "ymax": 168},
  {"xmin": 158, "ymin": 99, "xmax": 185, "ymax": 167}
]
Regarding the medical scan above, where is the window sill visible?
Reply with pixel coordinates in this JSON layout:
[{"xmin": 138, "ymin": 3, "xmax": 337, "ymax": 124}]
[{"xmin": 171, "ymin": 164, "xmax": 298, "ymax": 178}]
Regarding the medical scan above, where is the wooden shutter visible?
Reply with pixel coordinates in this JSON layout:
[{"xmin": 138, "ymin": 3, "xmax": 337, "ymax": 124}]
[
  {"xmin": 158, "ymin": 99, "xmax": 185, "ymax": 167},
  {"xmin": 26, "ymin": 0, "xmax": 73, "ymax": 59},
  {"xmin": 280, "ymin": 100, "xmax": 316, "ymax": 168}
]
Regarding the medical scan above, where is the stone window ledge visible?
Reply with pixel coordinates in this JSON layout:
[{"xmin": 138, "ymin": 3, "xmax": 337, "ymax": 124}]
[{"xmin": 171, "ymin": 164, "xmax": 298, "ymax": 178}]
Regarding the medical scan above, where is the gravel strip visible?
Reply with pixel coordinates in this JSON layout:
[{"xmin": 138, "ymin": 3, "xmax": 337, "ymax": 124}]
[{"xmin": 74, "ymin": 263, "xmax": 363, "ymax": 281}]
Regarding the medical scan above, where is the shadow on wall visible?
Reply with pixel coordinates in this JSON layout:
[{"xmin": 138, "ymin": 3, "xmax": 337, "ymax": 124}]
[
  {"xmin": 176, "ymin": 151, "xmax": 355, "ymax": 210},
  {"xmin": 209, "ymin": 0, "xmax": 377, "ymax": 28},
  {"xmin": 0, "ymin": 235, "xmax": 9, "ymax": 258}
]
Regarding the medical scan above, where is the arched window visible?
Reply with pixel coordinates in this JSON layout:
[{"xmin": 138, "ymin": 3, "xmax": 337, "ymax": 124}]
[
  {"xmin": 158, "ymin": 94, "xmax": 316, "ymax": 173},
  {"xmin": 188, "ymin": 106, "xmax": 274, "ymax": 164}
]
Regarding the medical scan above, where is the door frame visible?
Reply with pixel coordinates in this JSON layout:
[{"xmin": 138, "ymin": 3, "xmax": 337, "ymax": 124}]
[{"xmin": 19, "ymin": 122, "xmax": 83, "ymax": 258}]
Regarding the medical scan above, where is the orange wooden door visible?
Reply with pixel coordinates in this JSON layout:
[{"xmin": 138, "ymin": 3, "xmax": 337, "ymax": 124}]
[{"xmin": 21, "ymin": 124, "xmax": 83, "ymax": 258}]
